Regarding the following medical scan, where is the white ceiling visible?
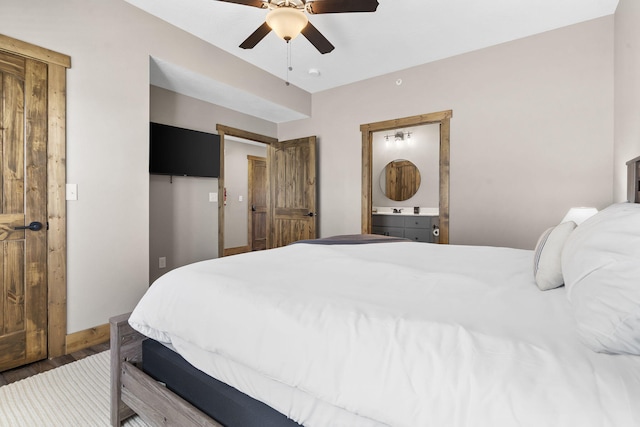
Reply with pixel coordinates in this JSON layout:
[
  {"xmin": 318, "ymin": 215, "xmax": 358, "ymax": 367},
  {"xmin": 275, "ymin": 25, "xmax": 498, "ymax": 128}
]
[
  {"xmin": 128, "ymin": 0, "xmax": 619, "ymax": 121},
  {"xmin": 150, "ymin": 57, "xmax": 309, "ymax": 123}
]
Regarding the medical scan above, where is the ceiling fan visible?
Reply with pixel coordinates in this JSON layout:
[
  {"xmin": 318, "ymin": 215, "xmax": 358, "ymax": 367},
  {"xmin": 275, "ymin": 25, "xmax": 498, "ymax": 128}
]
[{"xmin": 215, "ymin": 0, "xmax": 380, "ymax": 54}]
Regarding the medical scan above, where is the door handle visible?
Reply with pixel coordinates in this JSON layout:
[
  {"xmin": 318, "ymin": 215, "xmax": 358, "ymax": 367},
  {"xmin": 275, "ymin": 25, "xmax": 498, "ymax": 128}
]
[
  {"xmin": 251, "ymin": 205, "xmax": 256, "ymax": 212},
  {"xmin": 14, "ymin": 221, "xmax": 43, "ymax": 231},
  {"xmin": 306, "ymin": 212, "xmax": 316, "ymax": 217}
]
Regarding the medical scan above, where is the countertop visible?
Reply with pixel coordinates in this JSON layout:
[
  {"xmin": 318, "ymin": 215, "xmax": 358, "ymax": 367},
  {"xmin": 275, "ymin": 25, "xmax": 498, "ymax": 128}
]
[{"xmin": 372, "ymin": 208, "xmax": 438, "ymax": 217}]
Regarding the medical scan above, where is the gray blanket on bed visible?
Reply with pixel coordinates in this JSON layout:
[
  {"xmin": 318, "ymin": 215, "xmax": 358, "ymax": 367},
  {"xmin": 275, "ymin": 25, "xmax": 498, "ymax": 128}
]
[{"xmin": 292, "ymin": 234, "xmax": 411, "ymax": 245}]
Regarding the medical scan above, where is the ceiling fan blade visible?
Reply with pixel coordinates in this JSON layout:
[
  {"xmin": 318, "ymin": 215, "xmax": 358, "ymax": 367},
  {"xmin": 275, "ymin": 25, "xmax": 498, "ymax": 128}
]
[
  {"xmin": 300, "ymin": 22, "xmax": 335, "ymax": 54},
  {"xmin": 306, "ymin": 0, "xmax": 379, "ymax": 14},
  {"xmin": 215, "ymin": 0, "xmax": 265, "ymax": 8},
  {"xmin": 240, "ymin": 22, "xmax": 272, "ymax": 49}
]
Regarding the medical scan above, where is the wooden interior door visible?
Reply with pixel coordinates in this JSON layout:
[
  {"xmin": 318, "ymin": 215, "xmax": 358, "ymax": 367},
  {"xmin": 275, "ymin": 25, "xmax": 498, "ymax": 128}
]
[
  {"xmin": 0, "ymin": 51, "xmax": 48, "ymax": 371},
  {"xmin": 267, "ymin": 137, "xmax": 317, "ymax": 248},
  {"xmin": 248, "ymin": 155, "xmax": 267, "ymax": 251}
]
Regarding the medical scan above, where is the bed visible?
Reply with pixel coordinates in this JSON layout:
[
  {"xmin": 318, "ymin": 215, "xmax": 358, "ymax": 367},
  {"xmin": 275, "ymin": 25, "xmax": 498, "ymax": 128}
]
[{"xmin": 111, "ymin": 201, "xmax": 640, "ymax": 426}]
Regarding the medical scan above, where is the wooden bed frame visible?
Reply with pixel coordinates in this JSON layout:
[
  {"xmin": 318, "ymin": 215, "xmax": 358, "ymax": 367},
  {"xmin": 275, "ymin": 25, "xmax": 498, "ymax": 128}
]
[{"xmin": 109, "ymin": 313, "xmax": 222, "ymax": 427}]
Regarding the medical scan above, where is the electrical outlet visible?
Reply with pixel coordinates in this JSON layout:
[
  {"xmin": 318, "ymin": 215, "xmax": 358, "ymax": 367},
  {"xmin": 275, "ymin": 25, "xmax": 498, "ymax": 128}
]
[
  {"xmin": 238, "ymin": 195, "xmax": 243, "ymax": 202},
  {"xmin": 159, "ymin": 257, "xmax": 166, "ymax": 269}
]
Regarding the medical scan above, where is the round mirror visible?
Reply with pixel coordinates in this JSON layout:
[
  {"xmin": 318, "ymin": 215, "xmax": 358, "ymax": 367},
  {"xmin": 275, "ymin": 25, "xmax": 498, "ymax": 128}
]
[{"xmin": 379, "ymin": 159, "xmax": 421, "ymax": 201}]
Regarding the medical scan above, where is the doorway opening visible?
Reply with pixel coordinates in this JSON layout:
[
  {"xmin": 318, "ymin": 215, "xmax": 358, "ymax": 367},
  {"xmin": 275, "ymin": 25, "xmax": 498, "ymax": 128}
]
[
  {"xmin": 221, "ymin": 135, "xmax": 268, "ymax": 256},
  {"xmin": 217, "ymin": 125, "xmax": 318, "ymax": 256},
  {"xmin": 360, "ymin": 110, "xmax": 452, "ymax": 243},
  {"xmin": 217, "ymin": 126, "xmax": 276, "ymax": 257}
]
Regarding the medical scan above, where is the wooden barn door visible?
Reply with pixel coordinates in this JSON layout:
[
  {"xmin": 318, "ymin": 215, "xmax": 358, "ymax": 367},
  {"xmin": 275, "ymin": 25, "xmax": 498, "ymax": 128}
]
[
  {"xmin": 267, "ymin": 136, "xmax": 317, "ymax": 248},
  {"xmin": 0, "ymin": 51, "xmax": 48, "ymax": 371}
]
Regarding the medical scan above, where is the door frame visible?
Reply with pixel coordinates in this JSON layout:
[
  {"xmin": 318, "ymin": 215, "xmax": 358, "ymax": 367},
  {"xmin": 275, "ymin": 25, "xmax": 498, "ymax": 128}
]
[
  {"xmin": 216, "ymin": 125, "xmax": 277, "ymax": 257},
  {"xmin": 0, "ymin": 34, "xmax": 70, "ymax": 358},
  {"xmin": 360, "ymin": 110, "xmax": 452, "ymax": 243}
]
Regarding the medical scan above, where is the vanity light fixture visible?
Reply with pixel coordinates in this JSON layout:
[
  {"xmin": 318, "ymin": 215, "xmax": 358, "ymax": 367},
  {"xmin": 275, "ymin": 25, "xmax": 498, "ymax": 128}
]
[{"xmin": 384, "ymin": 130, "xmax": 412, "ymax": 143}]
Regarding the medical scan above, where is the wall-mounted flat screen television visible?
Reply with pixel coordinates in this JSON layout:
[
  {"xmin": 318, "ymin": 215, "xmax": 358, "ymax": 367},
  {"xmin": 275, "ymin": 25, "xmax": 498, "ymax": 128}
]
[{"xmin": 149, "ymin": 122, "xmax": 220, "ymax": 178}]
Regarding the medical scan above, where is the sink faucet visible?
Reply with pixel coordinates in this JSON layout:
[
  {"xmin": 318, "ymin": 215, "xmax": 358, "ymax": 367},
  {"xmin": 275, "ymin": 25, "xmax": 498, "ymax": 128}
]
[{"xmin": 393, "ymin": 208, "xmax": 403, "ymax": 213}]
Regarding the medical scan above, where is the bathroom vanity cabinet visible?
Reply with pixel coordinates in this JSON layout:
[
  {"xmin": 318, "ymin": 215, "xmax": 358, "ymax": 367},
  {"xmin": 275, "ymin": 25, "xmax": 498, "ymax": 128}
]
[{"xmin": 372, "ymin": 214, "xmax": 437, "ymax": 243}]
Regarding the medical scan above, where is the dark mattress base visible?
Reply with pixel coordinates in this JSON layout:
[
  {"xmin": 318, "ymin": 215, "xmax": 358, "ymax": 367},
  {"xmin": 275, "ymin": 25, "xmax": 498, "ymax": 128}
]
[{"xmin": 142, "ymin": 339, "xmax": 301, "ymax": 427}]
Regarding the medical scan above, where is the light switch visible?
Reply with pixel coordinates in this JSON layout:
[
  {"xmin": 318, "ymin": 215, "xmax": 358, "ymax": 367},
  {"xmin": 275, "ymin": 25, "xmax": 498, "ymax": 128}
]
[
  {"xmin": 239, "ymin": 195, "xmax": 243, "ymax": 202},
  {"xmin": 66, "ymin": 184, "xmax": 78, "ymax": 201},
  {"xmin": 209, "ymin": 192, "xmax": 217, "ymax": 203}
]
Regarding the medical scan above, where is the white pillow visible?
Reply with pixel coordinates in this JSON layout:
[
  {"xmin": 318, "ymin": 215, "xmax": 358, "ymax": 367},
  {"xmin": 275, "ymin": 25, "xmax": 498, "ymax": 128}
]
[
  {"xmin": 533, "ymin": 221, "xmax": 576, "ymax": 290},
  {"xmin": 562, "ymin": 202, "xmax": 640, "ymax": 355}
]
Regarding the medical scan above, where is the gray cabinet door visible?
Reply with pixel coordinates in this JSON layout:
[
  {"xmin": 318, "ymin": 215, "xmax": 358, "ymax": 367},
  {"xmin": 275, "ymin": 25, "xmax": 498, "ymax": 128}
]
[
  {"xmin": 405, "ymin": 216, "xmax": 435, "ymax": 243},
  {"xmin": 371, "ymin": 215, "xmax": 436, "ymax": 242},
  {"xmin": 404, "ymin": 216, "xmax": 433, "ymax": 229},
  {"xmin": 372, "ymin": 215, "xmax": 405, "ymax": 228},
  {"xmin": 404, "ymin": 228, "xmax": 431, "ymax": 242},
  {"xmin": 372, "ymin": 226, "xmax": 405, "ymax": 238}
]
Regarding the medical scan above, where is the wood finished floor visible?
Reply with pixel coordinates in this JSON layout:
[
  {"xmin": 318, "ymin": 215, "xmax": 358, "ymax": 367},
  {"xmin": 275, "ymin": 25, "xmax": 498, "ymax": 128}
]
[{"xmin": 0, "ymin": 341, "xmax": 110, "ymax": 387}]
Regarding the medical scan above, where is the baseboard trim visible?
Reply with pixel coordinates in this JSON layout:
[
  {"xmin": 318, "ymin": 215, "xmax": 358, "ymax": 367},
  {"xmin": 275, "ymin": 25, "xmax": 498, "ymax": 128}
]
[
  {"xmin": 223, "ymin": 245, "xmax": 250, "ymax": 256},
  {"xmin": 65, "ymin": 323, "xmax": 110, "ymax": 354}
]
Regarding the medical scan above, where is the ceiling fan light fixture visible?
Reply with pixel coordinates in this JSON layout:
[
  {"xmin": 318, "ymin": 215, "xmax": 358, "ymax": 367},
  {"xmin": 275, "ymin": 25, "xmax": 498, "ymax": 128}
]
[{"xmin": 266, "ymin": 7, "xmax": 308, "ymax": 41}]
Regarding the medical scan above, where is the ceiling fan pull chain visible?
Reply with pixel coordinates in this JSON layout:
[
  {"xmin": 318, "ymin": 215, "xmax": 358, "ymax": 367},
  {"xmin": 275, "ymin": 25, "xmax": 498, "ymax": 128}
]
[
  {"xmin": 288, "ymin": 40, "xmax": 293, "ymax": 72},
  {"xmin": 286, "ymin": 40, "xmax": 293, "ymax": 86}
]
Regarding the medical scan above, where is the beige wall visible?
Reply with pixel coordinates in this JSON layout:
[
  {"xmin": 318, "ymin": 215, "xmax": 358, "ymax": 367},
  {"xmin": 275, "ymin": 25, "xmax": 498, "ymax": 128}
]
[
  {"xmin": 614, "ymin": 0, "xmax": 640, "ymax": 200},
  {"xmin": 149, "ymin": 175, "xmax": 218, "ymax": 284},
  {"xmin": 0, "ymin": 0, "xmax": 306, "ymax": 333},
  {"xmin": 279, "ymin": 17, "xmax": 615, "ymax": 249},
  {"xmin": 149, "ymin": 87, "xmax": 273, "ymax": 283}
]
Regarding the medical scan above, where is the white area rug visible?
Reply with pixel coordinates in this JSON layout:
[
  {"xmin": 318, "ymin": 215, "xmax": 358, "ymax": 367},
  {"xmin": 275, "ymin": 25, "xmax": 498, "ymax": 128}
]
[{"xmin": 0, "ymin": 351, "xmax": 149, "ymax": 426}]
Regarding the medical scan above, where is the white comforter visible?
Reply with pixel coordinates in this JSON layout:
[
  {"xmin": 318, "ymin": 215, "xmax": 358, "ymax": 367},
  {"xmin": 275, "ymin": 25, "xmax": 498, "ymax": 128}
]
[{"xmin": 129, "ymin": 242, "xmax": 640, "ymax": 427}]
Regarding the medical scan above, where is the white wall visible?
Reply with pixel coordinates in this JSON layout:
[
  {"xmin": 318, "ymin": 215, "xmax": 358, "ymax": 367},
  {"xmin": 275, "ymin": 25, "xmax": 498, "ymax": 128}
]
[
  {"xmin": 279, "ymin": 17, "xmax": 615, "ymax": 250},
  {"xmin": 614, "ymin": 0, "xmax": 640, "ymax": 200},
  {"xmin": 0, "ymin": 0, "xmax": 306, "ymax": 333}
]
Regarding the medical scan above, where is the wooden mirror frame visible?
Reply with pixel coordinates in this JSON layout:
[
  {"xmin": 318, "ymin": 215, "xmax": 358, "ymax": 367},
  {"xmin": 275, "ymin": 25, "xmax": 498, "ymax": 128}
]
[
  {"xmin": 379, "ymin": 159, "xmax": 422, "ymax": 202},
  {"xmin": 361, "ymin": 110, "xmax": 452, "ymax": 243}
]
